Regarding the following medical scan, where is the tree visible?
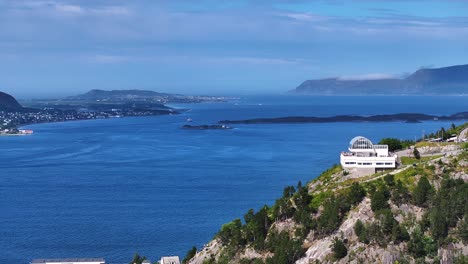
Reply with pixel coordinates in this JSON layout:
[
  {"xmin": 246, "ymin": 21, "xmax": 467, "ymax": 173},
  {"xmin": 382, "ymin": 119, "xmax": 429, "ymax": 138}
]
[
  {"xmin": 460, "ymin": 214, "xmax": 468, "ymax": 243},
  {"xmin": 391, "ymin": 180, "xmax": 410, "ymax": 206},
  {"xmin": 317, "ymin": 196, "xmax": 341, "ymax": 234},
  {"xmin": 412, "ymin": 176, "xmax": 433, "ymax": 207},
  {"xmin": 392, "ymin": 224, "xmax": 410, "ymax": 243},
  {"xmin": 265, "ymin": 231, "xmax": 305, "ymax": 264},
  {"xmin": 371, "ymin": 186, "xmax": 390, "ymax": 212},
  {"xmin": 182, "ymin": 246, "xmax": 197, "ymax": 264},
  {"xmin": 331, "ymin": 238, "xmax": 348, "ymax": 260},
  {"xmin": 429, "ymin": 207, "xmax": 448, "ymax": 241},
  {"xmin": 354, "ymin": 219, "xmax": 368, "ymax": 244},
  {"xmin": 244, "ymin": 206, "xmax": 271, "ymax": 249},
  {"xmin": 378, "ymin": 138, "xmax": 403, "ymax": 152},
  {"xmin": 218, "ymin": 219, "xmax": 243, "ymax": 246},
  {"xmin": 408, "ymin": 226, "xmax": 426, "ymax": 258},
  {"xmin": 413, "ymin": 147, "xmax": 421, "ymax": 160},
  {"xmin": 130, "ymin": 253, "xmax": 147, "ymax": 264},
  {"xmin": 379, "ymin": 209, "xmax": 397, "ymax": 235},
  {"xmin": 347, "ymin": 182, "xmax": 366, "ymax": 205}
]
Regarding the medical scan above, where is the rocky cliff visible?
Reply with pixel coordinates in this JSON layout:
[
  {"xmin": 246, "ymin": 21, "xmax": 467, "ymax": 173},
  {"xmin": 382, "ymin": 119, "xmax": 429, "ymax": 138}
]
[{"xmin": 186, "ymin": 140, "xmax": 468, "ymax": 264}]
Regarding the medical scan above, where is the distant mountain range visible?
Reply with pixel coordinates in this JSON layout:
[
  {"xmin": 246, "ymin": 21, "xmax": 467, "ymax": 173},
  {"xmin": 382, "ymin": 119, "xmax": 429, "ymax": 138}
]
[
  {"xmin": 0, "ymin": 91, "xmax": 23, "ymax": 111},
  {"xmin": 290, "ymin": 64, "xmax": 468, "ymax": 95}
]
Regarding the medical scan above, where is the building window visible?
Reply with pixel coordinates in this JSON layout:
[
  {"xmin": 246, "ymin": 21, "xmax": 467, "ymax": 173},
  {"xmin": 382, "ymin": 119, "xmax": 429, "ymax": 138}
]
[
  {"xmin": 385, "ymin": 163, "xmax": 393, "ymax": 165},
  {"xmin": 345, "ymin": 162, "xmax": 356, "ymax": 165},
  {"xmin": 357, "ymin": 163, "xmax": 362, "ymax": 165},
  {"xmin": 363, "ymin": 163, "xmax": 372, "ymax": 165},
  {"xmin": 376, "ymin": 162, "xmax": 384, "ymax": 165}
]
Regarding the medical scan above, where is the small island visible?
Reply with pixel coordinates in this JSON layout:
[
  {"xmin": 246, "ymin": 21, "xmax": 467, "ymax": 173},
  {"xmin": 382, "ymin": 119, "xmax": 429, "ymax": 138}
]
[{"xmin": 182, "ymin": 124, "xmax": 233, "ymax": 130}]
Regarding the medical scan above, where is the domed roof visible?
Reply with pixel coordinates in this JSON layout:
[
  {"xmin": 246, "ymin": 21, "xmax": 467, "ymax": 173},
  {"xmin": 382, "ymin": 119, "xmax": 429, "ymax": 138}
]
[{"xmin": 349, "ymin": 136, "xmax": 374, "ymax": 149}]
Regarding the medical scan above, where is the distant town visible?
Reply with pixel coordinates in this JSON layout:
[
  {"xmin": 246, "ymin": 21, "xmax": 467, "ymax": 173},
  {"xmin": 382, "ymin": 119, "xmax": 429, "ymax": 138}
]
[{"xmin": 0, "ymin": 89, "xmax": 235, "ymax": 135}]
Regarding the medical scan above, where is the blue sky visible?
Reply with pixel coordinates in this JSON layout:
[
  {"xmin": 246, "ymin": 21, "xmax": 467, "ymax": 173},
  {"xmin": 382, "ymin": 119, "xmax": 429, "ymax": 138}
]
[{"xmin": 1, "ymin": 0, "xmax": 468, "ymax": 97}]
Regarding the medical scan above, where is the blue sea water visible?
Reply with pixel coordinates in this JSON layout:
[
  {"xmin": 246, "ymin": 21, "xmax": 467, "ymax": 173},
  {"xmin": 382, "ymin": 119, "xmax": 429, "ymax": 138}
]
[{"xmin": 0, "ymin": 96, "xmax": 467, "ymax": 264}]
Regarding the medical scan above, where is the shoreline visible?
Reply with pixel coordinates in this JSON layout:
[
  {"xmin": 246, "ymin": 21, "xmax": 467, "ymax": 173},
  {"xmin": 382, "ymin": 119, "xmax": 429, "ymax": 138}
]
[{"xmin": 16, "ymin": 112, "xmax": 180, "ymax": 130}]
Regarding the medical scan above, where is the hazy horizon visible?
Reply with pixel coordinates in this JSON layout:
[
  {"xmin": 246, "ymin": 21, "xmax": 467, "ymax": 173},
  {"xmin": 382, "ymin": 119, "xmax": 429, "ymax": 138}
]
[{"xmin": 2, "ymin": 0, "xmax": 468, "ymax": 97}]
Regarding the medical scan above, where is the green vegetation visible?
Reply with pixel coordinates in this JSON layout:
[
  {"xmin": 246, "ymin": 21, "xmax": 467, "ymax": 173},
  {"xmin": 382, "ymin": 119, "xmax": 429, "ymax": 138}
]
[
  {"xmin": 211, "ymin": 175, "xmax": 368, "ymax": 263},
  {"xmin": 408, "ymin": 225, "xmax": 437, "ymax": 258},
  {"xmin": 130, "ymin": 253, "xmax": 147, "ymax": 264},
  {"xmin": 265, "ymin": 231, "xmax": 305, "ymax": 264},
  {"xmin": 413, "ymin": 147, "xmax": 421, "ymax": 160},
  {"xmin": 412, "ymin": 176, "xmax": 434, "ymax": 207},
  {"xmin": 400, "ymin": 155, "xmax": 442, "ymax": 165},
  {"xmin": 331, "ymin": 238, "xmax": 347, "ymax": 260},
  {"xmin": 424, "ymin": 123, "xmax": 468, "ymax": 141},
  {"xmin": 193, "ymin": 123, "xmax": 468, "ymax": 264},
  {"xmin": 183, "ymin": 247, "xmax": 197, "ymax": 264},
  {"xmin": 370, "ymin": 184, "xmax": 390, "ymax": 212},
  {"xmin": 378, "ymin": 138, "xmax": 414, "ymax": 152}
]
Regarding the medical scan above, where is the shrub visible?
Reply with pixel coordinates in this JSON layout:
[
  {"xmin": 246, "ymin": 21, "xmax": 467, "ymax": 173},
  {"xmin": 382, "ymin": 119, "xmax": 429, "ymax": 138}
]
[
  {"xmin": 331, "ymin": 238, "xmax": 348, "ymax": 260},
  {"xmin": 413, "ymin": 147, "xmax": 421, "ymax": 160},
  {"xmin": 182, "ymin": 246, "xmax": 197, "ymax": 264},
  {"xmin": 383, "ymin": 174, "xmax": 395, "ymax": 186}
]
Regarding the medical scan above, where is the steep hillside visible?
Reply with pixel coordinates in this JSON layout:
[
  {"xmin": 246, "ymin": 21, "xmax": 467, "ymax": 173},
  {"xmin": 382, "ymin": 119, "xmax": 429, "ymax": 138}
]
[
  {"xmin": 0, "ymin": 91, "xmax": 23, "ymax": 111},
  {"xmin": 185, "ymin": 138, "xmax": 468, "ymax": 263},
  {"xmin": 290, "ymin": 64, "xmax": 468, "ymax": 95}
]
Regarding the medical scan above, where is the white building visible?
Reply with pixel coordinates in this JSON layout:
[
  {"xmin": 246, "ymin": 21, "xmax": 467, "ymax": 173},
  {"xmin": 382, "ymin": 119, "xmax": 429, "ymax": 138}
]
[
  {"xmin": 31, "ymin": 259, "xmax": 105, "ymax": 264},
  {"xmin": 160, "ymin": 256, "xmax": 181, "ymax": 264},
  {"xmin": 340, "ymin": 136, "xmax": 397, "ymax": 171}
]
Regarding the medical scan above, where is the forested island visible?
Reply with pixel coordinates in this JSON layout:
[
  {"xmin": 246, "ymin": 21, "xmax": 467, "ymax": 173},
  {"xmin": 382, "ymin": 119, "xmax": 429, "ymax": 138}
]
[
  {"xmin": 219, "ymin": 112, "xmax": 468, "ymax": 125},
  {"xmin": 181, "ymin": 124, "xmax": 468, "ymax": 264}
]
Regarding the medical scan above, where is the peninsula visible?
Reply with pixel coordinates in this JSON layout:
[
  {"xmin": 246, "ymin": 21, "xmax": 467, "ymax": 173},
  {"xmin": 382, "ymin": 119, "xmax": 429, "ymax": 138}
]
[
  {"xmin": 0, "ymin": 89, "xmax": 231, "ymax": 133},
  {"xmin": 290, "ymin": 64, "xmax": 468, "ymax": 95},
  {"xmin": 219, "ymin": 112, "xmax": 468, "ymax": 125}
]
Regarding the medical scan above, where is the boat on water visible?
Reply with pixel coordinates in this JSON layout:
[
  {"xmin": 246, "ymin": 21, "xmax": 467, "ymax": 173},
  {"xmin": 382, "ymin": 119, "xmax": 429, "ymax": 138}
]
[{"xmin": 186, "ymin": 118, "xmax": 193, "ymax": 122}]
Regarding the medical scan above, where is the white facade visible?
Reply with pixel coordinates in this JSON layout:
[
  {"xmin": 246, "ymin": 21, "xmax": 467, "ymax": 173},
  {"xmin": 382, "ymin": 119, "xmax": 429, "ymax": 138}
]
[
  {"xmin": 31, "ymin": 259, "xmax": 105, "ymax": 264},
  {"xmin": 340, "ymin": 136, "xmax": 397, "ymax": 169},
  {"xmin": 160, "ymin": 256, "xmax": 181, "ymax": 264}
]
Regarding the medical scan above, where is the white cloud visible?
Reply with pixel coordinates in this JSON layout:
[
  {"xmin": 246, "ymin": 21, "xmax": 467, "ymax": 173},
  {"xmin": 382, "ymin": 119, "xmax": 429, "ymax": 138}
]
[
  {"xmin": 55, "ymin": 4, "xmax": 83, "ymax": 14},
  {"xmin": 279, "ymin": 12, "xmax": 328, "ymax": 22},
  {"xmin": 338, "ymin": 73, "xmax": 399, "ymax": 80},
  {"xmin": 85, "ymin": 54, "xmax": 306, "ymax": 66}
]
